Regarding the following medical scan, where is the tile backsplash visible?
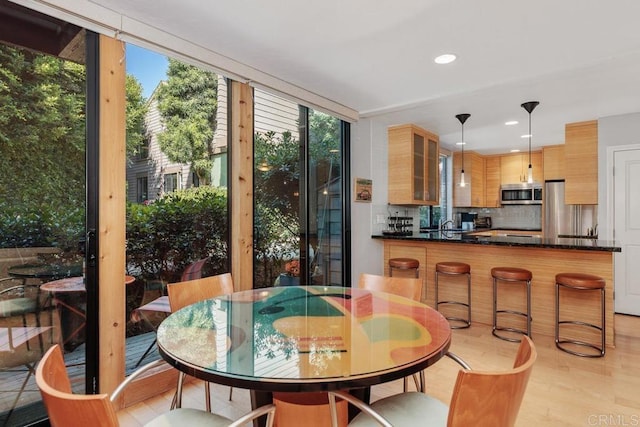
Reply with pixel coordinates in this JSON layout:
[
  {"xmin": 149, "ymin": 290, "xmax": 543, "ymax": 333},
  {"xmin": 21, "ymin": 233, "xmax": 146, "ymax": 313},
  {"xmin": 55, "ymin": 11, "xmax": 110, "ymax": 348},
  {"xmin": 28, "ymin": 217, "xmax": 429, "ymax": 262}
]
[
  {"xmin": 457, "ymin": 205, "xmax": 542, "ymax": 230},
  {"xmin": 372, "ymin": 204, "xmax": 542, "ymax": 234}
]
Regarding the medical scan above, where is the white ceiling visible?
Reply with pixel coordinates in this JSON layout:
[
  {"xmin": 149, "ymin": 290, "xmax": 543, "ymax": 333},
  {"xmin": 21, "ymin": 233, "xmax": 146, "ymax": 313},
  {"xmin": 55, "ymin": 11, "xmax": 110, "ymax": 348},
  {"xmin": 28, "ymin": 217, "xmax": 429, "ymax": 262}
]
[{"xmin": 93, "ymin": 0, "xmax": 640, "ymax": 154}]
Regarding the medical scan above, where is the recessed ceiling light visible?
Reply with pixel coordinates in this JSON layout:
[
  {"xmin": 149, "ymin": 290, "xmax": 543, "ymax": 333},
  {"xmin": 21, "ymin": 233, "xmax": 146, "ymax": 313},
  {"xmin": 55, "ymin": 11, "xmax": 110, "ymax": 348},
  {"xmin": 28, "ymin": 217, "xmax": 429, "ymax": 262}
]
[
  {"xmin": 510, "ymin": 149, "xmax": 521, "ymax": 153},
  {"xmin": 455, "ymin": 142, "xmax": 466, "ymax": 146},
  {"xmin": 434, "ymin": 54, "xmax": 456, "ymax": 64},
  {"xmin": 505, "ymin": 120, "xmax": 518, "ymax": 126},
  {"xmin": 521, "ymin": 134, "xmax": 532, "ymax": 138}
]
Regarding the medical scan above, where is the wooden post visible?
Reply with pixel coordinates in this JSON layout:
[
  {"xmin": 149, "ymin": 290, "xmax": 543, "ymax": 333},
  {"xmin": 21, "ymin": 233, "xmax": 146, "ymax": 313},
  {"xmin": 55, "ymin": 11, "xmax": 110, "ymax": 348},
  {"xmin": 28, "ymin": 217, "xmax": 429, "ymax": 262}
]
[
  {"xmin": 230, "ymin": 81, "xmax": 254, "ymax": 291},
  {"xmin": 98, "ymin": 34, "xmax": 126, "ymax": 395}
]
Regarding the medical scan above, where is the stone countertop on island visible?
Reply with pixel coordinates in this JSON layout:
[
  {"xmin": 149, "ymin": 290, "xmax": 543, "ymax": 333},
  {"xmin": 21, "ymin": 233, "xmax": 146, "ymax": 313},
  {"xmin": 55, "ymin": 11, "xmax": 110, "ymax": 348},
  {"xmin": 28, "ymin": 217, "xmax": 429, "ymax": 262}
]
[{"xmin": 372, "ymin": 231, "xmax": 621, "ymax": 252}]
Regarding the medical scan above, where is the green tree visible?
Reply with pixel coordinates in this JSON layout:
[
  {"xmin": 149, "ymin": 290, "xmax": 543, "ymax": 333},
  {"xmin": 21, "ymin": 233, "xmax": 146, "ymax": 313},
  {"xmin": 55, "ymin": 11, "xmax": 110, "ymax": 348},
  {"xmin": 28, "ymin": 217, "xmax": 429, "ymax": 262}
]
[
  {"xmin": 125, "ymin": 74, "xmax": 148, "ymax": 157},
  {"xmin": 0, "ymin": 44, "xmax": 86, "ymax": 211},
  {"xmin": 252, "ymin": 111, "xmax": 341, "ymax": 285},
  {"xmin": 156, "ymin": 59, "xmax": 218, "ymax": 184},
  {"xmin": 0, "ymin": 43, "xmax": 150, "ymax": 248}
]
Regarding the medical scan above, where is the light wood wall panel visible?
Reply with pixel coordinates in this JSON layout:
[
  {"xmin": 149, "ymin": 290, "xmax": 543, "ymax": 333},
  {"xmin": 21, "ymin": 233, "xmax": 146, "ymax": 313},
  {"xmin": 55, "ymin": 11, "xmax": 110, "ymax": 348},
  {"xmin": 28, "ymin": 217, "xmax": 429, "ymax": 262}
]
[
  {"xmin": 230, "ymin": 81, "xmax": 254, "ymax": 291},
  {"xmin": 98, "ymin": 34, "xmax": 127, "ymax": 394},
  {"xmin": 565, "ymin": 120, "xmax": 598, "ymax": 204},
  {"xmin": 484, "ymin": 155, "xmax": 501, "ymax": 207},
  {"xmin": 542, "ymin": 144, "xmax": 565, "ymax": 181}
]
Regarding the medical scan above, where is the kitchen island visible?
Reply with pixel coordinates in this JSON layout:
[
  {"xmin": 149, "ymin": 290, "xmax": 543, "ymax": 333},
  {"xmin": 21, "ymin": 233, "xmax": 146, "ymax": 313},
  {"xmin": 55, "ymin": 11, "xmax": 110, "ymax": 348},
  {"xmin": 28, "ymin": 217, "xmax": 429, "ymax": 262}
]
[{"xmin": 372, "ymin": 231, "xmax": 621, "ymax": 347}]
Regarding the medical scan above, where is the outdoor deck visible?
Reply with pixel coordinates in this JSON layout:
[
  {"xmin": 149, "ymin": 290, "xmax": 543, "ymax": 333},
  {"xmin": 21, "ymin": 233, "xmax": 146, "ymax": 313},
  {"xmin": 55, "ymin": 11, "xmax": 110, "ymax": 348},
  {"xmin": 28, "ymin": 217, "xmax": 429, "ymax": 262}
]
[{"xmin": 0, "ymin": 331, "xmax": 160, "ymax": 427}]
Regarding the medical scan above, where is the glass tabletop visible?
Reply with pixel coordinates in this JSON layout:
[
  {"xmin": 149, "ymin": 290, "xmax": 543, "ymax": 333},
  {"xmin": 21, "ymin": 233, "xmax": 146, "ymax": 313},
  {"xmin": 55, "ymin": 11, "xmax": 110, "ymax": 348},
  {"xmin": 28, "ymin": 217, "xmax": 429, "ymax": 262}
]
[
  {"xmin": 8, "ymin": 263, "xmax": 82, "ymax": 279},
  {"xmin": 157, "ymin": 286, "xmax": 451, "ymax": 392}
]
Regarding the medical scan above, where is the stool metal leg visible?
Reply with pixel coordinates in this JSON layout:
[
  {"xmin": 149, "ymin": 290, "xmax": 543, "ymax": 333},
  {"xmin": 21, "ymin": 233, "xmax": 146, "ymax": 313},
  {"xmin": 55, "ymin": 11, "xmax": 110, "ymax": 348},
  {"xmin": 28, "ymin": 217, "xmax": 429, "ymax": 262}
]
[
  {"xmin": 555, "ymin": 283, "xmax": 605, "ymax": 357},
  {"xmin": 436, "ymin": 270, "xmax": 471, "ymax": 329},
  {"xmin": 435, "ymin": 271, "xmax": 440, "ymax": 311},
  {"xmin": 526, "ymin": 278, "xmax": 532, "ymax": 338},
  {"xmin": 493, "ymin": 277, "xmax": 531, "ymax": 342}
]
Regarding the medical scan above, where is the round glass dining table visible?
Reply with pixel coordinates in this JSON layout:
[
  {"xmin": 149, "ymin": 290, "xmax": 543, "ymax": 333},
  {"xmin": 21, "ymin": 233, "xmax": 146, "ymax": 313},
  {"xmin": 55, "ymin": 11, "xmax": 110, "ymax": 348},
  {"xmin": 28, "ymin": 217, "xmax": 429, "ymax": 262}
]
[{"xmin": 156, "ymin": 285, "xmax": 451, "ymax": 393}]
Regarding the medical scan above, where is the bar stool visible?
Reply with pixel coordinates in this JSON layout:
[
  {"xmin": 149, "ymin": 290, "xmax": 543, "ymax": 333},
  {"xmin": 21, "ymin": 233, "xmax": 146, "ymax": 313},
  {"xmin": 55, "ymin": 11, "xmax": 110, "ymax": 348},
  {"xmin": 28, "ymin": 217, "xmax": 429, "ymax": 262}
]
[
  {"xmin": 435, "ymin": 262, "xmax": 471, "ymax": 329},
  {"xmin": 389, "ymin": 258, "xmax": 419, "ymax": 278},
  {"xmin": 491, "ymin": 267, "xmax": 532, "ymax": 342},
  {"xmin": 555, "ymin": 273, "xmax": 605, "ymax": 357}
]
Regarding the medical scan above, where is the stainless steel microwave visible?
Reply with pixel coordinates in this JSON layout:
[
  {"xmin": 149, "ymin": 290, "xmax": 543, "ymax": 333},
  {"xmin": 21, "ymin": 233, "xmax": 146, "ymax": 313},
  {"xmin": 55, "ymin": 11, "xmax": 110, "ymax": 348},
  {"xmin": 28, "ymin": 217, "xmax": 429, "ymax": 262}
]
[{"xmin": 500, "ymin": 183, "xmax": 542, "ymax": 205}]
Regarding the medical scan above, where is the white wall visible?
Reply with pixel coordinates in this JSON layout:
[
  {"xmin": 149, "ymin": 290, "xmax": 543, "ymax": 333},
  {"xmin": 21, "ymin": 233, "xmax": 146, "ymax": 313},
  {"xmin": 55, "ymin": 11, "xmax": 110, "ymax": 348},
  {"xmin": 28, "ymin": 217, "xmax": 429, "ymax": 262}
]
[
  {"xmin": 350, "ymin": 118, "xmax": 386, "ymax": 282},
  {"xmin": 598, "ymin": 112, "xmax": 640, "ymax": 240}
]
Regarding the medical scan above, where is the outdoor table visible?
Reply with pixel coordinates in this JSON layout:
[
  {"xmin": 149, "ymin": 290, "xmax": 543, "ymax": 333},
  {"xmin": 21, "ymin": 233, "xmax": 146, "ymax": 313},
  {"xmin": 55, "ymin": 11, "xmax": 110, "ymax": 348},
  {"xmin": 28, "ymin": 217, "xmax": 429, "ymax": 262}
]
[
  {"xmin": 8, "ymin": 263, "xmax": 82, "ymax": 281},
  {"xmin": 40, "ymin": 275, "xmax": 136, "ymax": 352}
]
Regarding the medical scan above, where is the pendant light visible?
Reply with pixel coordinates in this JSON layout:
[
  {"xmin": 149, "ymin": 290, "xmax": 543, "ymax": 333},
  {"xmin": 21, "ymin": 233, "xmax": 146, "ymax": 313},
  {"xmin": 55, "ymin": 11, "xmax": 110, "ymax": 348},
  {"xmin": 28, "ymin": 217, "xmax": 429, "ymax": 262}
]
[
  {"xmin": 456, "ymin": 113, "xmax": 470, "ymax": 187},
  {"xmin": 521, "ymin": 101, "xmax": 539, "ymax": 184}
]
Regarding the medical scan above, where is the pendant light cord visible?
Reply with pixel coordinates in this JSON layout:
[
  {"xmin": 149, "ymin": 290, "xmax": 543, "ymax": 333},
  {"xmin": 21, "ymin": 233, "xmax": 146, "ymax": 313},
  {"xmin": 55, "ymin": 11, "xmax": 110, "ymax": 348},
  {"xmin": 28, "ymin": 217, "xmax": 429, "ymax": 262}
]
[
  {"xmin": 461, "ymin": 122, "xmax": 465, "ymax": 172},
  {"xmin": 528, "ymin": 112, "xmax": 532, "ymax": 168}
]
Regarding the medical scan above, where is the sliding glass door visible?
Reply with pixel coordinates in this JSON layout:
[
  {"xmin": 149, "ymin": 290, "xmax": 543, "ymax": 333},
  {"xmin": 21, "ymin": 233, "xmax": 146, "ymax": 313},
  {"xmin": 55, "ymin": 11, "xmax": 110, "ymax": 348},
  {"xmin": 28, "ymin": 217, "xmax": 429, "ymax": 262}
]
[
  {"xmin": 253, "ymin": 89, "xmax": 350, "ymax": 288},
  {"xmin": 0, "ymin": 4, "xmax": 93, "ymax": 424}
]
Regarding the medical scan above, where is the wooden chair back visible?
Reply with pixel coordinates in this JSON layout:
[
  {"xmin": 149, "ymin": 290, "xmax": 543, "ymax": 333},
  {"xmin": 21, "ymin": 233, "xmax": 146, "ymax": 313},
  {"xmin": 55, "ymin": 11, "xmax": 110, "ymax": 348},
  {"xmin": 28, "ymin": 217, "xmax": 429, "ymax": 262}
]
[
  {"xmin": 167, "ymin": 273, "xmax": 234, "ymax": 312},
  {"xmin": 36, "ymin": 345, "xmax": 119, "ymax": 427},
  {"xmin": 358, "ymin": 273, "xmax": 423, "ymax": 302},
  {"xmin": 180, "ymin": 257, "xmax": 210, "ymax": 281},
  {"xmin": 447, "ymin": 335, "xmax": 537, "ymax": 427}
]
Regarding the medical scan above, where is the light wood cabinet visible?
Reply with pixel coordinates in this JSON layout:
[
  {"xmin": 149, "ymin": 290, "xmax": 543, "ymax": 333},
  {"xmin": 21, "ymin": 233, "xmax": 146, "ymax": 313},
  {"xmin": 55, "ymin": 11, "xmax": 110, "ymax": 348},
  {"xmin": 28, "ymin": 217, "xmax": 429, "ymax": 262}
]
[
  {"xmin": 500, "ymin": 152, "xmax": 542, "ymax": 184},
  {"xmin": 565, "ymin": 120, "xmax": 598, "ymax": 204},
  {"xmin": 453, "ymin": 151, "xmax": 485, "ymax": 207},
  {"xmin": 484, "ymin": 155, "xmax": 501, "ymax": 207},
  {"xmin": 543, "ymin": 145, "xmax": 565, "ymax": 181},
  {"xmin": 388, "ymin": 124, "xmax": 439, "ymax": 205}
]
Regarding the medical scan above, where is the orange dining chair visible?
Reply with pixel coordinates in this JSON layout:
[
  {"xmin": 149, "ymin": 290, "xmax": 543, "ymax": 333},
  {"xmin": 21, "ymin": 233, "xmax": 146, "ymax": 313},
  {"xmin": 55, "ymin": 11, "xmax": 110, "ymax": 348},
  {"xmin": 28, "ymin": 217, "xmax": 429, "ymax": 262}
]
[
  {"xmin": 36, "ymin": 344, "xmax": 275, "ymax": 427},
  {"xmin": 166, "ymin": 273, "xmax": 234, "ymax": 411},
  {"xmin": 358, "ymin": 273, "xmax": 424, "ymax": 391},
  {"xmin": 328, "ymin": 335, "xmax": 536, "ymax": 427}
]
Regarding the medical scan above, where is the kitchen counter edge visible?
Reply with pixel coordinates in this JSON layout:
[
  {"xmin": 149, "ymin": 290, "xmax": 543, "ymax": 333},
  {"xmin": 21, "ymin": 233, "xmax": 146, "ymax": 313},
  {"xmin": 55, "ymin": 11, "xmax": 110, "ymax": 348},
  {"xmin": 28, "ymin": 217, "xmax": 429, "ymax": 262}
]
[{"xmin": 371, "ymin": 233, "xmax": 621, "ymax": 252}]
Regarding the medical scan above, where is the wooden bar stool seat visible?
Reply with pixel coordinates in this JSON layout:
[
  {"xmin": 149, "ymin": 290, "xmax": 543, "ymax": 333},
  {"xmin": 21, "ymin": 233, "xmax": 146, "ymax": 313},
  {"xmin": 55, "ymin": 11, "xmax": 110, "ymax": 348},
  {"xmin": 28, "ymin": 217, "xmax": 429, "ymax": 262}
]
[
  {"xmin": 389, "ymin": 258, "xmax": 419, "ymax": 278},
  {"xmin": 555, "ymin": 273, "xmax": 606, "ymax": 357},
  {"xmin": 435, "ymin": 262, "xmax": 471, "ymax": 329},
  {"xmin": 491, "ymin": 267, "xmax": 532, "ymax": 342}
]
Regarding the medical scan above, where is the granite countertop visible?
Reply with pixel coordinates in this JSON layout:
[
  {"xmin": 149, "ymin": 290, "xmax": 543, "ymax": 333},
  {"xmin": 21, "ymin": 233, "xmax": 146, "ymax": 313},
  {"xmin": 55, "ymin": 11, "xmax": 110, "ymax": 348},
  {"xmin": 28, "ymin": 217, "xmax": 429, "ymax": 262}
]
[{"xmin": 372, "ymin": 230, "xmax": 621, "ymax": 252}]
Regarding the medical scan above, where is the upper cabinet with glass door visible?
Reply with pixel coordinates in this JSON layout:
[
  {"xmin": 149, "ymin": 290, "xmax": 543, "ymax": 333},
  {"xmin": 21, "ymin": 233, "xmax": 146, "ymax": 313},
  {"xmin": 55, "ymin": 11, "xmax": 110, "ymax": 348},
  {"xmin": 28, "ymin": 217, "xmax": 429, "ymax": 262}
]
[{"xmin": 388, "ymin": 124, "xmax": 439, "ymax": 205}]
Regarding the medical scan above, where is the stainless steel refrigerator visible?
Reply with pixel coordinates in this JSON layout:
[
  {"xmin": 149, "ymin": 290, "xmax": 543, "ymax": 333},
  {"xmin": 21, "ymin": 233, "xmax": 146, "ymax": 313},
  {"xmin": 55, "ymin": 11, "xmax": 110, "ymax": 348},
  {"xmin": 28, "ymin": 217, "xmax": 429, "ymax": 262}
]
[{"xmin": 544, "ymin": 180, "xmax": 597, "ymax": 238}]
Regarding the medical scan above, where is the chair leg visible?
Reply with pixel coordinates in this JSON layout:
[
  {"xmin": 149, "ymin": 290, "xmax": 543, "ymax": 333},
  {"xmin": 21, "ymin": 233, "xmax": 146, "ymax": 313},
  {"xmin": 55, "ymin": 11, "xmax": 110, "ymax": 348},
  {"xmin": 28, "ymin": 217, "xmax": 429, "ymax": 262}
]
[
  {"xmin": 171, "ymin": 372, "xmax": 186, "ymax": 409},
  {"xmin": 228, "ymin": 386, "xmax": 233, "ymax": 401},
  {"xmin": 135, "ymin": 338, "xmax": 157, "ymax": 368},
  {"xmin": 3, "ymin": 363, "xmax": 35, "ymax": 425},
  {"xmin": 204, "ymin": 381, "xmax": 211, "ymax": 412}
]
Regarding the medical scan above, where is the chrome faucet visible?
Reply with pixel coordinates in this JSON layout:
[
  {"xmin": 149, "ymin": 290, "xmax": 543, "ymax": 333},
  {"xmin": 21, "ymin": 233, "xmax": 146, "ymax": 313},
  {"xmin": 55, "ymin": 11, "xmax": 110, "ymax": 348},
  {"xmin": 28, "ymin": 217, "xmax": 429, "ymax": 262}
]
[{"xmin": 440, "ymin": 219, "xmax": 454, "ymax": 230}]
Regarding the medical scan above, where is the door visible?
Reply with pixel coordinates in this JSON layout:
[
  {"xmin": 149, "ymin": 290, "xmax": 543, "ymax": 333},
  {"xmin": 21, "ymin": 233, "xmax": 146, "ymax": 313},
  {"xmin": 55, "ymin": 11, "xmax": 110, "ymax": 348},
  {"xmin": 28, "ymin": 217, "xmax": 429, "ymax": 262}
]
[
  {"xmin": 0, "ymin": 8, "xmax": 95, "ymax": 424},
  {"xmin": 614, "ymin": 147, "xmax": 640, "ymax": 315},
  {"xmin": 253, "ymin": 89, "xmax": 349, "ymax": 287}
]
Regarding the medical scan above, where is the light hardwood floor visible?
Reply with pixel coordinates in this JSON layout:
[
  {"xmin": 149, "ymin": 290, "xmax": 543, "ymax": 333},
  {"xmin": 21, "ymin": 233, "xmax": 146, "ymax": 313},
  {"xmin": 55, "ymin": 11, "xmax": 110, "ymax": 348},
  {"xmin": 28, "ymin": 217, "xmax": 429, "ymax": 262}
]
[{"xmin": 118, "ymin": 315, "xmax": 640, "ymax": 426}]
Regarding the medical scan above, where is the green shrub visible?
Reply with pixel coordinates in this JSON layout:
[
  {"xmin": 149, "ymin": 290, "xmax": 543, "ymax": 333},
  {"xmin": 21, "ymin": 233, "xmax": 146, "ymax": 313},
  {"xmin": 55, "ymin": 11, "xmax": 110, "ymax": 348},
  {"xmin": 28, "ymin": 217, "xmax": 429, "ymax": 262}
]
[
  {"xmin": 126, "ymin": 186, "xmax": 228, "ymax": 282},
  {"xmin": 0, "ymin": 201, "xmax": 84, "ymax": 250}
]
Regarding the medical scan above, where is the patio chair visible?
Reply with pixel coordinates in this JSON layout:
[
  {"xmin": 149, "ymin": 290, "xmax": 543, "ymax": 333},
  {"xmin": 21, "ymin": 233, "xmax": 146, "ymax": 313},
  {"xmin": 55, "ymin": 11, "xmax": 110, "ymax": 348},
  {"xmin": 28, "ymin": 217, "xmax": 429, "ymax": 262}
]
[
  {"xmin": 0, "ymin": 277, "xmax": 44, "ymax": 344},
  {"xmin": 36, "ymin": 344, "xmax": 275, "ymax": 427},
  {"xmin": 328, "ymin": 335, "xmax": 536, "ymax": 427},
  {"xmin": 0, "ymin": 277, "xmax": 52, "ymax": 424},
  {"xmin": 131, "ymin": 257, "xmax": 211, "ymax": 367},
  {"xmin": 166, "ymin": 273, "xmax": 234, "ymax": 411}
]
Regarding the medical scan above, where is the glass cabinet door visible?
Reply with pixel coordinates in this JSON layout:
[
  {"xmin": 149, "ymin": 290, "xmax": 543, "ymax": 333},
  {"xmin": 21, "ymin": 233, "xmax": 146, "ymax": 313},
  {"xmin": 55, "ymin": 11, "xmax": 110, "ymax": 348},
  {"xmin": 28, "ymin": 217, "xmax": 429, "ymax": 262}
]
[
  {"xmin": 413, "ymin": 132, "xmax": 425, "ymax": 201},
  {"xmin": 426, "ymin": 136, "xmax": 439, "ymax": 203}
]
